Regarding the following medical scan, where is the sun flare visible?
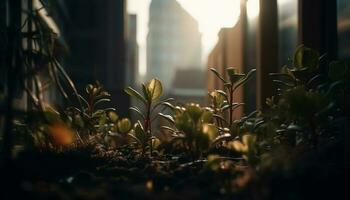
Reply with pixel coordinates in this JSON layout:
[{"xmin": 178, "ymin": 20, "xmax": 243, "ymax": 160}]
[{"xmin": 127, "ymin": 0, "xmax": 260, "ymax": 76}]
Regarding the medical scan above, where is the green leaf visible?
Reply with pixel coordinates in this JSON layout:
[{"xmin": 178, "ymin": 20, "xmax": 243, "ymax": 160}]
[
  {"xmin": 142, "ymin": 83, "xmax": 151, "ymax": 102},
  {"xmin": 73, "ymin": 114, "xmax": 85, "ymax": 128},
  {"xmin": 160, "ymin": 126, "xmax": 177, "ymax": 133},
  {"xmin": 158, "ymin": 113, "xmax": 175, "ymax": 124},
  {"xmin": 117, "ymin": 118, "xmax": 132, "ymax": 134},
  {"xmin": 233, "ymin": 69, "xmax": 256, "ymax": 91},
  {"xmin": 108, "ymin": 111, "xmax": 119, "ymax": 122},
  {"xmin": 213, "ymin": 114, "xmax": 228, "ymax": 125},
  {"xmin": 293, "ymin": 45, "xmax": 319, "ymax": 70},
  {"xmin": 133, "ymin": 121, "xmax": 148, "ymax": 145},
  {"xmin": 202, "ymin": 124, "xmax": 219, "ymax": 140},
  {"xmin": 128, "ymin": 133, "xmax": 142, "ymax": 145},
  {"xmin": 159, "ymin": 102, "xmax": 175, "ymax": 110},
  {"xmin": 98, "ymin": 113, "xmax": 107, "ymax": 127},
  {"xmin": 201, "ymin": 110, "xmax": 213, "ymax": 123},
  {"xmin": 272, "ymin": 80, "xmax": 295, "ymax": 88},
  {"xmin": 211, "ymin": 133, "xmax": 232, "ymax": 146},
  {"xmin": 307, "ymin": 74, "xmax": 323, "ymax": 86},
  {"xmin": 242, "ymin": 134, "xmax": 257, "ymax": 147},
  {"xmin": 129, "ymin": 106, "xmax": 145, "ymax": 120},
  {"xmin": 152, "ymin": 100, "xmax": 175, "ymax": 111},
  {"xmin": 95, "ymin": 91, "xmax": 111, "ymax": 100},
  {"xmin": 209, "ymin": 68, "xmax": 227, "ymax": 83},
  {"xmin": 124, "ymin": 87, "xmax": 147, "ymax": 104},
  {"xmin": 186, "ymin": 103, "xmax": 203, "ymax": 123},
  {"xmin": 95, "ymin": 98, "xmax": 111, "ymax": 106},
  {"xmin": 162, "ymin": 97, "xmax": 175, "ymax": 102},
  {"xmin": 253, "ymin": 120, "xmax": 265, "ymax": 130},
  {"xmin": 226, "ymin": 67, "xmax": 245, "ymax": 84},
  {"xmin": 92, "ymin": 109, "xmax": 105, "ymax": 118},
  {"xmin": 210, "ymin": 90, "xmax": 226, "ymax": 107},
  {"xmin": 221, "ymin": 103, "xmax": 244, "ymax": 112},
  {"xmin": 147, "ymin": 78, "xmax": 163, "ymax": 101},
  {"xmin": 104, "ymin": 108, "xmax": 116, "ymax": 112},
  {"xmin": 216, "ymin": 90, "xmax": 227, "ymax": 97},
  {"xmin": 287, "ymin": 124, "xmax": 302, "ymax": 132},
  {"xmin": 152, "ymin": 137, "xmax": 161, "ymax": 149},
  {"xmin": 226, "ymin": 67, "xmax": 238, "ymax": 77}
]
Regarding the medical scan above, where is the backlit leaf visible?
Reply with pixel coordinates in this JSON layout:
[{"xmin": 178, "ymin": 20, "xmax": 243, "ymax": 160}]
[
  {"xmin": 117, "ymin": 118, "xmax": 132, "ymax": 134},
  {"xmin": 147, "ymin": 78, "xmax": 163, "ymax": 101},
  {"xmin": 124, "ymin": 87, "xmax": 147, "ymax": 104},
  {"xmin": 210, "ymin": 67, "xmax": 227, "ymax": 83},
  {"xmin": 294, "ymin": 45, "xmax": 319, "ymax": 70}
]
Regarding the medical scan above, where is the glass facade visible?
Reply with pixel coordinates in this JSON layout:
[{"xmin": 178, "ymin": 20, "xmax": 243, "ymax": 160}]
[
  {"xmin": 338, "ymin": 0, "xmax": 350, "ymax": 62},
  {"xmin": 278, "ymin": 0, "xmax": 298, "ymax": 67}
]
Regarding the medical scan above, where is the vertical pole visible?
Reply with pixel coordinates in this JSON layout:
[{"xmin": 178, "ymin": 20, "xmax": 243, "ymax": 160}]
[
  {"xmin": 298, "ymin": 0, "xmax": 338, "ymax": 73},
  {"xmin": 240, "ymin": 0, "xmax": 248, "ymax": 114},
  {"xmin": 0, "ymin": 0, "xmax": 7, "ymax": 90},
  {"xmin": 241, "ymin": 0, "xmax": 248, "ymax": 69},
  {"xmin": 3, "ymin": 0, "xmax": 21, "ymax": 168},
  {"xmin": 257, "ymin": 0, "xmax": 278, "ymax": 109},
  {"xmin": 27, "ymin": 0, "xmax": 33, "ymax": 109},
  {"xmin": 104, "ymin": 0, "xmax": 130, "ymax": 116}
]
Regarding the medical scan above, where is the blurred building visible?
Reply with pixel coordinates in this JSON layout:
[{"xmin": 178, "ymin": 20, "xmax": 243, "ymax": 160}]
[
  {"xmin": 0, "ymin": 1, "xmax": 7, "ymax": 98},
  {"xmin": 53, "ymin": 0, "xmax": 130, "ymax": 115},
  {"xmin": 147, "ymin": 0, "xmax": 202, "ymax": 90},
  {"xmin": 338, "ymin": 0, "xmax": 350, "ymax": 62},
  {"xmin": 12, "ymin": 0, "xmax": 131, "ymax": 115},
  {"xmin": 169, "ymin": 68, "xmax": 206, "ymax": 105},
  {"xmin": 1, "ymin": 0, "xmax": 65, "ymax": 110},
  {"xmin": 126, "ymin": 14, "xmax": 139, "ymax": 87}
]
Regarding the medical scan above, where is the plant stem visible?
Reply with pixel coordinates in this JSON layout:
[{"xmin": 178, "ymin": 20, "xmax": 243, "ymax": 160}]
[
  {"xmin": 144, "ymin": 102, "xmax": 152, "ymax": 156},
  {"xmin": 3, "ymin": 0, "xmax": 21, "ymax": 168},
  {"xmin": 229, "ymin": 86, "xmax": 234, "ymax": 127}
]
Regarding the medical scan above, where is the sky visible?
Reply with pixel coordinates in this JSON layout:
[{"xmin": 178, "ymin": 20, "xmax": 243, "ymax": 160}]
[{"xmin": 127, "ymin": 0, "xmax": 260, "ymax": 75}]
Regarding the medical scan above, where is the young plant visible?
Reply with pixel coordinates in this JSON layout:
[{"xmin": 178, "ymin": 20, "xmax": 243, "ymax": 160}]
[
  {"xmin": 209, "ymin": 67, "xmax": 256, "ymax": 132},
  {"xmin": 161, "ymin": 103, "xmax": 219, "ymax": 158},
  {"xmin": 104, "ymin": 116, "xmax": 133, "ymax": 148},
  {"xmin": 269, "ymin": 45, "xmax": 321, "ymax": 93},
  {"xmin": 125, "ymin": 78, "xmax": 173, "ymax": 156},
  {"xmin": 264, "ymin": 45, "xmax": 350, "ymax": 147},
  {"xmin": 65, "ymin": 82, "xmax": 117, "ymax": 140}
]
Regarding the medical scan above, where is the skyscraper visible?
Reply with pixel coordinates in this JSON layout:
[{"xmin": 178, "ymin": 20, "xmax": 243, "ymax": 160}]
[
  {"xmin": 55, "ymin": 0, "xmax": 130, "ymax": 115},
  {"xmin": 147, "ymin": 0, "xmax": 202, "ymax": 90},
  {"xmin": 338, "ymin": 0, "xmax": 350, "ymax": 62}
]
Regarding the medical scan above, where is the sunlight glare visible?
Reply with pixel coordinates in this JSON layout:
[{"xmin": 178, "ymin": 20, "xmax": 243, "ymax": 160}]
[
  {"xmin": 177, "ymin": 0, "xmax": 241, "ymax": 56},
  {"xmin": 247, "ymin": 0, "xmax": 260, "ymax": 19},
  {"xmin": 127, "ymin": 0, "xmax": 258, "ymax": 76}
]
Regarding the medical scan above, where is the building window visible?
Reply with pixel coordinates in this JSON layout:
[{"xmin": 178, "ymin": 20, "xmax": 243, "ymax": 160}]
[{"xmin": 338, "ymin": 0, "xmax": 350, "ymax": 62}]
